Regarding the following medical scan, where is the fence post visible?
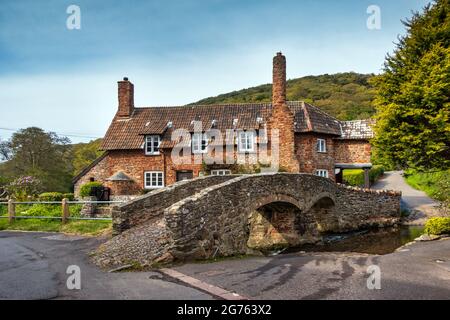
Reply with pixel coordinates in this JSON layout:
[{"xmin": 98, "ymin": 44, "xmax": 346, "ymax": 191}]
[
  {"xmin": 8, "ymin": 199, "xmax": 15, "ymax": 224},
  {"xmin": 62, "ymin": 198, "xmax": 70, "ymax": 224}
]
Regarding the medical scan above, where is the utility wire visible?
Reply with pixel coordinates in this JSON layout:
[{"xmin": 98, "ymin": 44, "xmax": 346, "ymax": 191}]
[{"xmin": 0, "ymin": 127, "xmax": 101, "ymax": 139}]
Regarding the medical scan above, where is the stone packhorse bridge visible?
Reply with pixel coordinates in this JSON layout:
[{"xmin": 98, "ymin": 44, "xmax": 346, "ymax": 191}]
[{"xmin": 93, "ymin": 173, "xmax": 401, "ymax": 267}]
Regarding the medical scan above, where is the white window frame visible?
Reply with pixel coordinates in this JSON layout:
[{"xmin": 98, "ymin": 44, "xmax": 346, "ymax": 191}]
[
  {"xmin": 238, "ymin": 131, "xmax": 255, "ymax": 153},
  {"xmin": 211, "ymin": 169, "xmax": 232, "ymax": 176},
  {"xmin": 317, "ymin": 138, "xmax": 327, "ymax": 153},
  {"xmin": 192, "ymin": 133, "xmax": 208, "ymax": 154},
  {"xmin": 145, "ymin": 135, "xmax": 160, "ymax": 155},
  {"xmin": 315, "ymin": 170, "xmax": 329, "ymax": 178},
  {"xmin": 144, "ymin": 171, "xmax": 164, "ymax": 189}
]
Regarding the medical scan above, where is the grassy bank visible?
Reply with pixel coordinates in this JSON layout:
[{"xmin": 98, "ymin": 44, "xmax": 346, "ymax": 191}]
[
  {"xmin": 0, "ymin": 218, "xmax": 111, "ymax": 236},
  {"xmin": 404, "ymin": 169, "xmax": 450, "ymax": 202}
]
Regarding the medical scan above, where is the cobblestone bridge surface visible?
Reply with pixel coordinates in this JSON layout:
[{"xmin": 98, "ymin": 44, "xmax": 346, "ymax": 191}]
[{"xmin": 93, "ymin": 173, "xmax": 401, "ymax": 267}]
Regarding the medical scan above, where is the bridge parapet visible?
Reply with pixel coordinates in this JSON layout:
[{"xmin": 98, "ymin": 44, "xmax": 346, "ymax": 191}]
[{"xmin": 112, "ymin": 174, "xmax": 238, "ymax": 234}]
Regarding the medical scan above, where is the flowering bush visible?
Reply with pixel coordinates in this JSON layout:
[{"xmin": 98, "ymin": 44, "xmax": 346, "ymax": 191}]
[{"xmin": 6, "ymin": 176, "xmax": 43, "ymax": 201}]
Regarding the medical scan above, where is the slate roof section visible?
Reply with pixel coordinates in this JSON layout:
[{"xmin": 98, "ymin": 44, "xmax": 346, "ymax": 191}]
[
  {"xmin": 339, "ymin": 120, "xmax": 375, "ymax": 140},
  {"xmin": 101, "ymin": 102, "xmax": 372, "ymax": 150}
]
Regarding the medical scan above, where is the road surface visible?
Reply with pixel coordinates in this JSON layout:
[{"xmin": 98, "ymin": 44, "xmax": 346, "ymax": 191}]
[
  {"xmin": 0, "ymin": 231, "xmax": 211, "ymax": 300},
  {"xmin": 372, "ymin": 171, "xmax": 441, "ymax": 224},
  {"xmin": 1, "ymin": 231, "xmax": 449, "ymax": 300}
]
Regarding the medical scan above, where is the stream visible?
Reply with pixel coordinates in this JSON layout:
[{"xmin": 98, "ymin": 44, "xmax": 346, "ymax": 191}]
[{"xmin": 284, "ymin": 225, "xmax": 425, "ymax": 255}]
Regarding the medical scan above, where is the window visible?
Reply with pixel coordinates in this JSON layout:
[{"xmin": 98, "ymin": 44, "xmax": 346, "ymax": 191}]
[
  {"xmin": 238, "ymin": 131, "xmax": 255, "ymax": 152},
  {"xmin": 144, "ymin": 171, "xmax": 164, "ymax": 189},
  {"xmin": 192, "ymin": 133, "xmax": 208, "ymax": 154},
  {"xmin": 315, "ymin": 170, "xmax": 329, "ymax": 178},
  {"xmin": 211, "ymin": 169, "xmax": 232, "ymax": 176},
  {"xmin": 317, "ymin": 139, "xmax": 327, "ymax": 153},
  {"xmin": 145, "ymin": 135, "xmax": 160, "ymax": 155}
]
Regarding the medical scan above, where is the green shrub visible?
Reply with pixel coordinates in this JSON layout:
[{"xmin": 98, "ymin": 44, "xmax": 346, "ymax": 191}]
[
  {"xmin": 39, "ymin": 192, "xmax": 64, "ymax": 202},
  {"xmin": 343, "ymin": 165, "xmax": 385, "ymax": 187},
  {"xmin": 63, "ymin": 193, "xmax": 75, "ymax": 201},
  {"xmin": 424, "ymin": 217, "xmax": 450, "ymax": 235},
  {"xmin": 24, "ymin": 204, "xmax": 62, "ymax": 218},
  {"xmin": 79, "ymin": 182, "xmax": 103, "ymax": 197}
]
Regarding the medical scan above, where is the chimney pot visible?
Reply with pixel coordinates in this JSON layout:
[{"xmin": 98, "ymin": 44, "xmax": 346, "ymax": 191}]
[{"xmin": 123, "ymin": 77, "xmax": 129, "ymax": 81}]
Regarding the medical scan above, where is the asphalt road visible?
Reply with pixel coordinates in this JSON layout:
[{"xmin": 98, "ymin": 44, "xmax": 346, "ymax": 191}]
[
  {"xmin": 1, "ymin": 230, "xmax": 449, "ymax": 300},
  {"xmin": 174, "ymin": 239, "xmax": 450, "ymax": 300},
  {"xmin": 0, "ymin": 231, "xmax": 212, "ymax": 300},
  {"xmin": 372, "ymin": 171, "xmax": 440, "ymax": 224}
]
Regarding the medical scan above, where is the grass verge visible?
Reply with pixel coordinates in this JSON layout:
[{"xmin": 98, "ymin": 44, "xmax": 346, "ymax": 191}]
[
  {"xmin": 0, "ymin": 218, "xmax": 111, "ymax": 236},
  {"xmin": 404, "ymin": 169, "xmax": 450, "ymax": 202}
]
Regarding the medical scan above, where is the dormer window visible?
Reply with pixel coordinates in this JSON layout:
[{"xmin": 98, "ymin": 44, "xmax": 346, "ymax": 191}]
[
  {"xmin": 145, "ymin": 135, "xmax": 160, "ymax": 155},
  {"xmin": 192, "ymin": 133, "xmax": 208, "ymax": 154}
]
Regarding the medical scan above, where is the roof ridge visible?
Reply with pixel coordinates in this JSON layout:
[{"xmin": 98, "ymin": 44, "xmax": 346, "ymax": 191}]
[
  {"xmin": 136, "ymin": 100, "xmax": 312, "ymax": 109},
  {"xmin": 137, "ymin": 102, "xmax": 274, "ymax": 109}
]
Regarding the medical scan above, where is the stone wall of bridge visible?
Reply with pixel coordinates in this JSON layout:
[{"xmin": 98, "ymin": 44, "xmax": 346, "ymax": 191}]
[{"xmin": 95, "ymin": 173, "xmax": 401, "ymax": 268}]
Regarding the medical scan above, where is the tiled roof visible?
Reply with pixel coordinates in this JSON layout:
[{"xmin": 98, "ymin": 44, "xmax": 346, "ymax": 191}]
[
  {"xmin": 102, "ymin": 103, "xmax": 271, "ymax": 150},
  {"xmin": 339, "ymin": 120, "xmax": 375, "ymax": 140},
  {"xmin": 101, "ymin": 102, "xmax": 371, "ymax": 150}
]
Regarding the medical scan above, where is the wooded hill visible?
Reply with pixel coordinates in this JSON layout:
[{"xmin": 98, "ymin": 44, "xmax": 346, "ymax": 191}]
[{"xmin": 194, "ymin": 72, "xmax": 376, "ymax": 120}]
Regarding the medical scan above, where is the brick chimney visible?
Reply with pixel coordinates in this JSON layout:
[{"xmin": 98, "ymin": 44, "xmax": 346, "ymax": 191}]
[
  {"xmin": 272, "ymin": 52, "xmax": 286, "ymax": 107},
  {"xmin": 117, "ymin": 77, "xmax": 134, "ymax": 117},
  {"xmin": 268, "ymin": 52, "xmax": 299, "ymax": 173}
]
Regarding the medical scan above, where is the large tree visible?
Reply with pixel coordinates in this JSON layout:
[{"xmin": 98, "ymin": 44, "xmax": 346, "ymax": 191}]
[
  {"xmin": 0, "ymin": 127, "xmax": 73, "ymax": 192},
  {"xmin": 71, "ymin": 139, "xmax": 104, "ymax": 175},
  {"xmin": 372, "ymin": 0, "xmax": 450, "ymax": 171}
]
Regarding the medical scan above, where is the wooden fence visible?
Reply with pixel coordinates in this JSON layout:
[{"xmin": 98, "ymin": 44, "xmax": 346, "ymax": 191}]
[{"xmin": 0, "ymin": 199, "xmax": 125, "ymax": 224}]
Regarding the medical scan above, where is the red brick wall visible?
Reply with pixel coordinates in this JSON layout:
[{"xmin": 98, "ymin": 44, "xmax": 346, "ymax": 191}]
[
  {"xmin": 74, "ymin": 150, "xmax": 165, "ymax": 197},
  {"xmin": 295, "ymin": 133, "xmax": 336, "ymax": 180},
  {"xmin": 334, "ymin": 140, "xmax": 371, "ymax": 164}
]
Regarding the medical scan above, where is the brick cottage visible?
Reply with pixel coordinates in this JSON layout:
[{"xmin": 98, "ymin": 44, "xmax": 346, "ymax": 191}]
[{"xmin": 73, "ymin": 53, "xmax": 374, "ymax": 199}]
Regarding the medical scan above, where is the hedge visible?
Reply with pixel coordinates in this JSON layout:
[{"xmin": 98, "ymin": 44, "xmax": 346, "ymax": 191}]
[
  {"xmin": 63, "ymin": 193, "xmax": 75, "ymax": 201},
  {"xmin": 343, "ymin": 165, "xmax": 385, "ymax": 187},
  {"xmin": 79, "ymin": 182, "xmax": 103, "ymax": 197},
  {"xmin": 38, "ymin": 192, "xmax": 64, "ymax": 202},
  {"xmin": 424, "ymin": 217, "xmax": 450, "ymax": 235}
]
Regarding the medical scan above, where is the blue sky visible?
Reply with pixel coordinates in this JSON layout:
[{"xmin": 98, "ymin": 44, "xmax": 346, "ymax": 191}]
[{"xmin": 0, "ymin": 0, "xmax": 430, "ymax": 143}]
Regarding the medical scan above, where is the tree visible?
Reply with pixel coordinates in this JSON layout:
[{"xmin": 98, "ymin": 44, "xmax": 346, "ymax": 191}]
[
  {"xmin": 372, "ymin": 0, "xmax": 450, "ymax": 171},
  {"xmin": 0, "ymin": 127, "xmax": 73, "ymax": 192},
  {"xmin": 71, "ymin": 139, "xmax": 104, "ymax": 175}
]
